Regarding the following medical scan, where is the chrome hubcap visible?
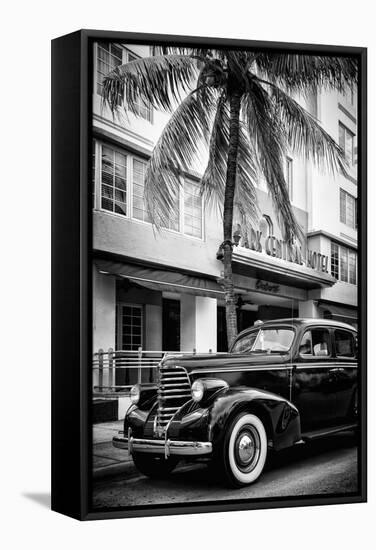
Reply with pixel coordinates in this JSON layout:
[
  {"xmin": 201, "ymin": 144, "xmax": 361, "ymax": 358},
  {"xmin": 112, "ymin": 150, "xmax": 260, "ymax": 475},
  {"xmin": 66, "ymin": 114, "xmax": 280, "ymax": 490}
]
[
  {"xmin": 234, "ymin": 426, "xmax": 261, "ymax": 472},
  {"xmin": 238, "ymin": 434, "xmax": 255, "ymax": 465}
]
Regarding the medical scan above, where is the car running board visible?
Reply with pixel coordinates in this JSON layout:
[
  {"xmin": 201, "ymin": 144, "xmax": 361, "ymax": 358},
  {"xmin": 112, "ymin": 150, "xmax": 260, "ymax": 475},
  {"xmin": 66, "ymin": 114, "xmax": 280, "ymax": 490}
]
[{"xmin": 301, "ymin": 423, "xmax": 358, "ymax": 442}]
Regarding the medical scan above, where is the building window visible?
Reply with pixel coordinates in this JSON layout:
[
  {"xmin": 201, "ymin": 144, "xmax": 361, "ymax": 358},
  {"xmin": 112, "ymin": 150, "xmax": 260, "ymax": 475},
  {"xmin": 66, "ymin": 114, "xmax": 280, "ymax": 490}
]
[
  {"xmin": 339, "ymin": 85, "xmax": 356, "ymax": 109},
  {"xmin": 96, "ymin": 44, "xmax": 153, "ymax": 122},
  {"xmin": 100, "ymin": 145, "xmax": 127, "ymax": 215},
  {"xmin": 93, "ymin": 140, "xmax": 203, "ymax": 239},
  {"xmin": 340, "ymin": 189, "xmax": 357, "ymax": 229},
  {"xmin": 92, "ymin": 141, "xmax": 96, "ymax": 208},
  {"xmin": 161, "ymin": 190, "xmax": 180, "ymax": 232},
  {"xmin": 184, "ymin": 180, "xmax": 203, "ymax": 238},
  {"xmin": 97, "ymin": 42, "xmax": 123, "ymax": 96},
  {"xmin": 285, "ymin": 157, "xmax": 293, "ymax": 199},
  {"xmin": 259, "ymin": 215, "xmax": 273, "ymax": 237},
  {"xmin": 116, "ymin": 304, "xmax": 143, "ymax": 351},
  {"xmin": 340, "ymin": 246, "xmax": 349, "ymax": 282},
  {"xmin": 331, "ymin": 241, "xmax": 357, "ymax": 285},
  {"xmin": 339, "ymin": 122, "xmax": 355, "ymax": 165},
  {"xmin": 127, "ymin": 52, "xmax": 153, "ymax": 122},
  {"xmin": 331, "ymin": 242, "xmax": 339, "ymax": 279},
  {"xmin": 131, "ymin": 157, "xmax": 180, "ymax": 230},
  {"xmin": 132, "ymin": 158, "xmax": 151, "ymax": 223},
  {"xmin": 348, "ymin": 250, "xmax": 357, "ymax": 284}
]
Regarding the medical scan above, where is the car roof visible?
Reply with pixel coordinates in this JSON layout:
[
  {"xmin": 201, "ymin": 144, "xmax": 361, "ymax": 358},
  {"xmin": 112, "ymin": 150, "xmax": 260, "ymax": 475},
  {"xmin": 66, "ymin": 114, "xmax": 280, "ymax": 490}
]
[{"xmin": 236, "ymin": 317, "xmax": 357, "ymax": 337}]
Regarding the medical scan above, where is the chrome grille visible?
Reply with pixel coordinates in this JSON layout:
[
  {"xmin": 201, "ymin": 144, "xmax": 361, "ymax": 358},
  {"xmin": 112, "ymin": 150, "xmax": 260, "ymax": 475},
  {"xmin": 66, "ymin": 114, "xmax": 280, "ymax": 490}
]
[{"xmin": 156, "ymin": 366, "xmax": 191, "ymax": 435}]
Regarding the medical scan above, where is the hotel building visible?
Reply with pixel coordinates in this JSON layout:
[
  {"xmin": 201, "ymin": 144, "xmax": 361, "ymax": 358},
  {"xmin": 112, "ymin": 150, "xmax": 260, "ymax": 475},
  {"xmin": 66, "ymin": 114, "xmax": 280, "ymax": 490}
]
[{"xmin": 91, "ymin": 43, "xmax": 358, "ymax": 418}]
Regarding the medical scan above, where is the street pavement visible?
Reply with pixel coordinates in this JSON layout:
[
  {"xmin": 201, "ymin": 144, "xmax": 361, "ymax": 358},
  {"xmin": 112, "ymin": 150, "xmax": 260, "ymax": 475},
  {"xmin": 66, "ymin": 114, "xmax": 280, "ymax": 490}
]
[
  {"xmin": 93, "ymin": 420, "xmax": 134, "ymax": 478},
  {"xmin": 91, "ymin": 431, "xmax": 358, "ymax": 509}
]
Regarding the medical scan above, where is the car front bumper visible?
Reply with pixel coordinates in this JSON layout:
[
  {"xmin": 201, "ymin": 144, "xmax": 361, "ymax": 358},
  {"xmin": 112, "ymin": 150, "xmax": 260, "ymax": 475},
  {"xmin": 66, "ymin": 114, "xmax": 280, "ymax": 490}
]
[{"xmin": 112, "ymin": 430, "xmax": 212, "ymax": 458}]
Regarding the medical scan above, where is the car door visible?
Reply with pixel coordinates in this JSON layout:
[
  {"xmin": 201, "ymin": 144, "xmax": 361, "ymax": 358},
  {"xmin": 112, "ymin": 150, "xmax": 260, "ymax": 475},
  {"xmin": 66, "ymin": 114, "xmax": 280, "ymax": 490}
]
[
  {"xmin": 292, "ymin": 326, "xmax": 338, "ymax": 432},
  {"xmin": 332, "ymin": 328, "xmax": 358, "ymax": 424}
]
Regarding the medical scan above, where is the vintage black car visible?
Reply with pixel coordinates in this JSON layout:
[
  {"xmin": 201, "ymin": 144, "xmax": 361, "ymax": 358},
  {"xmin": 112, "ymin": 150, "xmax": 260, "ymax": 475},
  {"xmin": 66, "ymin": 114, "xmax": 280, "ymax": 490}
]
[{"xmin": 113, "ymin": 318, "xmax": 358, "ymax": 487}]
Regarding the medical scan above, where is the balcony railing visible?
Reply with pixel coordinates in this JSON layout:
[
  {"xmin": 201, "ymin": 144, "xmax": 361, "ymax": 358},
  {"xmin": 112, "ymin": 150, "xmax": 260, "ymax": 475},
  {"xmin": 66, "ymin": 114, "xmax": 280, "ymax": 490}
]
[{"xmin": 92, "ymin": 347, "xmax": 219, "ymax": 394}]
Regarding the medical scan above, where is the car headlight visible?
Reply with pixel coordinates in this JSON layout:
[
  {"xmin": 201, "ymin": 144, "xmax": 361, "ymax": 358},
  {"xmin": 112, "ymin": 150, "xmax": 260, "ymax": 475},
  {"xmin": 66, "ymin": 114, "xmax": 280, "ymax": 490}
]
[
  {"xmin": 191, "ymin": 380, "xmax": 205, "ymax": 402},
  {"xmin": 130, "ymin": 384, "xmax": 140, "ymax": 404}
]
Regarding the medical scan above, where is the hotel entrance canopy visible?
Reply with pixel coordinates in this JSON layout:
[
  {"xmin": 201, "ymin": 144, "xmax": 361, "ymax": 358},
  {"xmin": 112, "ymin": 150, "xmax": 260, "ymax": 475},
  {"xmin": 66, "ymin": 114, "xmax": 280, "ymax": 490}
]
[
  {"xmin": 95, "ymin": 259, "xmax": 224, "ymax": 298},
  {"xmin": 233, "ymin": 247, "xmax": 337, "ymax": 290}
]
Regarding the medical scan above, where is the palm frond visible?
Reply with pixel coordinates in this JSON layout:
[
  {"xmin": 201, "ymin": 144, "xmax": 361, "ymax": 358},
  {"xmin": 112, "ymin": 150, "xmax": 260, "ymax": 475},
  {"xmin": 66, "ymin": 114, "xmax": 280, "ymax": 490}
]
[
  {"xmin": 201, "ymin": 93, "xmax": 259, "ymax": 232},
  {"xmin": 242, "ymin": 78, "xmax": 304, "ymax": 242},
  {"xmin": 151, "ymin": 45, "xmax": 204, "ymax": 56},
  {"xmin": 234, "ymin": 124, "xmax": 260, "ymax": 235},
  {"xmin": 150, "ymin": 45, "xmax": 225, "ymax": 61},
  {"xmin": 255, "ymin": 54, "xmax": 358, "ymax": 94},
  {"xmin": 257, "ymin": 77, "xmax": 348, "ymax": 174},
  {"xmin": 102, "ymin": 54, "xmax": 198, "ymax": 114},
  {"xmin": 201, "ymin": 92, "xmax": 228, "ymax": 212},
  {"xmin": 144, "ymin": 86, "xmax": 218, "ymax": 227}
]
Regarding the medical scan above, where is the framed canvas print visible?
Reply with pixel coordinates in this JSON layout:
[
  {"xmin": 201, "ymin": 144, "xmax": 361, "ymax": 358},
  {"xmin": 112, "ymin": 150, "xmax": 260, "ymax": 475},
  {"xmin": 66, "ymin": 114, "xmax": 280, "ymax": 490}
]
[{"xmin": 51, "ymin": 29, "xmax": 367, "ymax": 520}]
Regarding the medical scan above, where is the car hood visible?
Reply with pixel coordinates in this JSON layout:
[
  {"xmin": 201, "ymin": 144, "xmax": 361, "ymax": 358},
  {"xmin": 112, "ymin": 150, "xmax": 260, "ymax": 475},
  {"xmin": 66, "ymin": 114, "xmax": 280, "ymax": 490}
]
[{"xmin": 161, "ymin": 351, "xmax": 290, "ymax": 372}]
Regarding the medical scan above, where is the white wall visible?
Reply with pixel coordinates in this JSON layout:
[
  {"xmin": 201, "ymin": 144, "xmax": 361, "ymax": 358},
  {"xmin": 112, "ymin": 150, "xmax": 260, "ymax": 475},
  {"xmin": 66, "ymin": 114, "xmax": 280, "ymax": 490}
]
[
  {"xmin": 195, "ymin": 296, "xmax": 217, "ymax": 352},
  {"xmin": 180, "ymin": 295, "xmax": 217, "ymax": 352},
  {"xmin": 92, "ymin": 265, "xmax": 116, "ymax": 389},
  {"xmin": 309, "ymin": 88, "xmax": 358, "ymax": 240},
  {"xmin": 92, "ymin": 265, "xmax": 116, "ymax": 352},
  {"xmin": 298, "ymin": 299, "xmax": 321, "ymax": 318}
]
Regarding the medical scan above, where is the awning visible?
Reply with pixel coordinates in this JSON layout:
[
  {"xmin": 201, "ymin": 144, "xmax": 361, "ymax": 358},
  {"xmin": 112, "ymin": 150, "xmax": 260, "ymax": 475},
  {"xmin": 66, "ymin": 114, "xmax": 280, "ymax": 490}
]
[
  {"xmin": 95, "ymin": 259, "xmax": 224, "ymax": 298},
  {"xmin": 233, "ymin": 247, "xmax": 337, "ymax": 290},
  {"xmin": 318, "ymin": 301, "xmax": 358, "ymax": 323}
]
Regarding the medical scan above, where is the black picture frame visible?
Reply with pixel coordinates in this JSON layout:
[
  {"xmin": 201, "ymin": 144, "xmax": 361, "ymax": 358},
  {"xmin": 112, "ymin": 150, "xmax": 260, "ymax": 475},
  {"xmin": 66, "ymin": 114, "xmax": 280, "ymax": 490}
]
[{"xmin": 51, "ymin": 29, "xmax": 367, "ymax": 521}]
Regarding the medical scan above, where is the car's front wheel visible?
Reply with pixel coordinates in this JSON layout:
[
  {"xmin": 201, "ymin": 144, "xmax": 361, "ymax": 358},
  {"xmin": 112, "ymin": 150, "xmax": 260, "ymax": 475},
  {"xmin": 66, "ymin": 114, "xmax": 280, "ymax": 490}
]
[
  {"xmin": 132, "ymin": 453, "xmax": 179, "ymax": 479},
  {"xmin": 216, "ymin": 412, "xmax": 268, "ymax": 487}
]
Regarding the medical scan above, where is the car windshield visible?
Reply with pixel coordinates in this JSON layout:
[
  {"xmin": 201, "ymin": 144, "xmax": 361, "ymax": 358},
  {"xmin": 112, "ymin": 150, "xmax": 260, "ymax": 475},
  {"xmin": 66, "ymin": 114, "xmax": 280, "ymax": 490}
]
[{"xmin": 231, "ymin": 328, "xmax": 295, "ymax": 353}]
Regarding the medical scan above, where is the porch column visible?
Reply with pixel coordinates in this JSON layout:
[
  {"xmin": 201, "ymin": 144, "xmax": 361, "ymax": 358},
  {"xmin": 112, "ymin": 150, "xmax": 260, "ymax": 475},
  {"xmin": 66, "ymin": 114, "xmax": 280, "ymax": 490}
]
[
  {"xmin": 180, "ymin": 295, "xmax": 217, "ymax": 353},
  {"xmin": 298, "ymin": 299, "xmax": 321, "ymax": 319},
  {"xmin": 93, "ymin": 265, "xmax": 116, "ymax": 352},
  {"xmin": 92, "ymin": 266, "xmax": 116, "ymax": 391},
  {"xmin": 145, "ymin": 304, "xmax": 162, "ymax": 350}
]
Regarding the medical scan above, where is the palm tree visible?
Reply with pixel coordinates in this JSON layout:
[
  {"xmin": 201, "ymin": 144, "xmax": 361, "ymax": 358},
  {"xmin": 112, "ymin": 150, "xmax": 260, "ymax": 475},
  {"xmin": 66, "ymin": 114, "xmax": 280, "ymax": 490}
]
[{"xmin": 102, "ymin": 47, "xmax": 357, "ymax": 347}]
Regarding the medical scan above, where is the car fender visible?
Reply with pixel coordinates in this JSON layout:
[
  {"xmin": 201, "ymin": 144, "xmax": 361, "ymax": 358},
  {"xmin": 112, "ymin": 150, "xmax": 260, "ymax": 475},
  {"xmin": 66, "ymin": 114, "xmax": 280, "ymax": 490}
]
[{"xmin": 208, "ymin": 387, "xmax": 301, "ymax": 452}]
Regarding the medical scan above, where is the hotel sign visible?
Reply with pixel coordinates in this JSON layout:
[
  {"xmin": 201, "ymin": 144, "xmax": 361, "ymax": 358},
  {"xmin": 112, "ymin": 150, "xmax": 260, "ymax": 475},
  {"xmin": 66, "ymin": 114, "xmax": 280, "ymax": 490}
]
[
  {"xmin": 255, "ymin": 280, "xmax": 280, "ymax": 293},
  {"xmin": 242, "ymin": 230, "xmax": 329, "ymax": 274}
]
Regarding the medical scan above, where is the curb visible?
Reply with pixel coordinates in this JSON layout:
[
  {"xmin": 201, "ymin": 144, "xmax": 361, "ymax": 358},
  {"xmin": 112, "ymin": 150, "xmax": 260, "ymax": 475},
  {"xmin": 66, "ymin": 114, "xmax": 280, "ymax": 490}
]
[{"xmin": 93, "ymin": 458, "xmax": 136, "ymax": 480}]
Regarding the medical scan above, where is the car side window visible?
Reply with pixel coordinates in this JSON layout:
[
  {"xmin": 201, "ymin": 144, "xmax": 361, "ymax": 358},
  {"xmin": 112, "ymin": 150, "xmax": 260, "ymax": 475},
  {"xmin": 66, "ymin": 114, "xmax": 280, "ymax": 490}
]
[
  {"xmin": 334, "ymin": 330, "xmax": 356, "ymax": 358},
  {"xmin": 299, "ymin": 328, "xmax": 331, "ymax": 357},
  {"xmin": 299, "ymin": 331, "xmax": 313, "ymax": 355},
  {"xmin": 232, "ymin": 332, "xmax": 257, "ymax": 353}
]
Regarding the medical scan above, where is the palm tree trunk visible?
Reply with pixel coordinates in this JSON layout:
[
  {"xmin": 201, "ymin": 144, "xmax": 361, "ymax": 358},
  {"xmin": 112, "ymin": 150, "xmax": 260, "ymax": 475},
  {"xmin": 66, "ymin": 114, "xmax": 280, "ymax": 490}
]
[{"xmin": 223, "ymin": 91, "xmax": 241, "ymax": 348}]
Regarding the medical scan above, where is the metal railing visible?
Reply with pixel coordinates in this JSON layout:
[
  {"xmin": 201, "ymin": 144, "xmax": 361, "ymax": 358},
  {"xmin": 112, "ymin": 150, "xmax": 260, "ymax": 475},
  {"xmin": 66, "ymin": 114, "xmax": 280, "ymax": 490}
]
[
  {"xmin": 93, "ymin": 347, "xmax": 210, "ymax": 394},
  {"xmin": 93, "ymin": 347, "xmax": 227, "ymax": 395}
]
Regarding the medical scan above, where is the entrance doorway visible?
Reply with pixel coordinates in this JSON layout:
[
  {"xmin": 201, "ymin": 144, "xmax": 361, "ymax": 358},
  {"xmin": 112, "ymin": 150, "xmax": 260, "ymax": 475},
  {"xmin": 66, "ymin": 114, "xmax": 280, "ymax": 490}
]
[
  {"xmin": 238, "ymin": 309, "xmax": 258, "ymax": 332},
  {"xmin": 162, "ymin": 299, "xmax": 180, "ymax": 351},
  {"xmin": 217, "ymin": 306, "xmax": 228, "ymax": 352}
]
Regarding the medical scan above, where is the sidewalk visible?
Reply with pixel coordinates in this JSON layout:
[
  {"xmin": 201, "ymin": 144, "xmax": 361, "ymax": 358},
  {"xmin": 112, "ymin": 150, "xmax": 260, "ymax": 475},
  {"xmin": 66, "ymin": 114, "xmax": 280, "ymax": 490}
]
[{"xmin": 93, "ymin": 420, "xmax": 134, "ymax": 479}]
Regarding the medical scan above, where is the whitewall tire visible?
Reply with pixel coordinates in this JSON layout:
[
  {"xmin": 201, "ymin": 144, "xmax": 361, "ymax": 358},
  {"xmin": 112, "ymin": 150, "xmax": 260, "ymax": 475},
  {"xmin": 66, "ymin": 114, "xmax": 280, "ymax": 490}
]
[{"xmin": 219, "ymin": 413, "xmax": 268, "ymax": 487}]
